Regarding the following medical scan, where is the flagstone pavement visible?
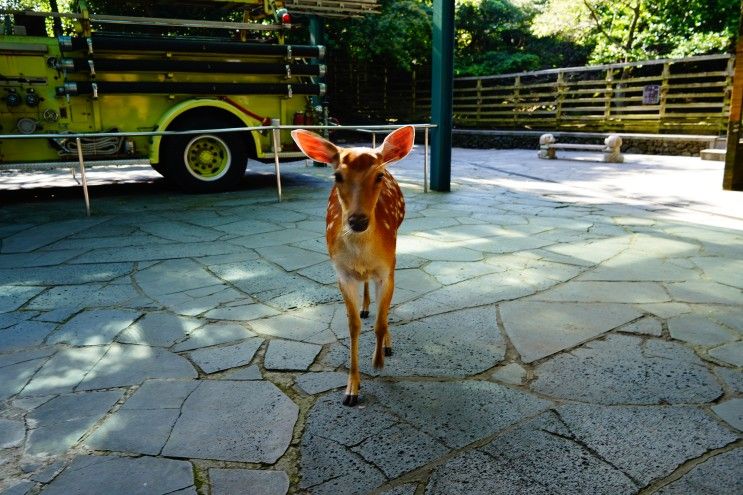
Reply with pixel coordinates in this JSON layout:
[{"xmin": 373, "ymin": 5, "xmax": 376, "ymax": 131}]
[{"xmin": 0, "ymin": 145, "xmax": 741, "ymax": 494}]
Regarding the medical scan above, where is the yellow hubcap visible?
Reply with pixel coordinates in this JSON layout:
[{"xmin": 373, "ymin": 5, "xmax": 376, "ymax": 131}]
[{"xmin": 183, "ymin": 135, "xmax": 231, "ymax": 181}]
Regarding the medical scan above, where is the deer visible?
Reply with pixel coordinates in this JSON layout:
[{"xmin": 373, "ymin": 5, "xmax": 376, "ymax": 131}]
[{"xmin": 291, "ymin": 126, "xmax": 414, "ymax": 406}]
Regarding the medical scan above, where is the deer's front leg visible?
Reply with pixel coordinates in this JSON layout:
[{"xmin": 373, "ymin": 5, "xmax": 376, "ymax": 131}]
[
  {"xmin": 372, "ymin": 271, "xmax": 395, "ymax": 369},
  {"xmin": 338, "ymin": 276, "xmax": 362, "ymax": 406}
]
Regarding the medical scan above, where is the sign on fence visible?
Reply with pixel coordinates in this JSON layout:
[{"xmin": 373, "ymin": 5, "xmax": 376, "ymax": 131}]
[{"xmin": 643, "ymin": 85, "xmax": 661, "ymax": 105}]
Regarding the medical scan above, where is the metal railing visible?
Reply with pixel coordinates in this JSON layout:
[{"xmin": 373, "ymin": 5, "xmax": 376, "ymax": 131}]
[{"xmin": 0, "ymin": 123, "xmax": 436, "ymax": 216}]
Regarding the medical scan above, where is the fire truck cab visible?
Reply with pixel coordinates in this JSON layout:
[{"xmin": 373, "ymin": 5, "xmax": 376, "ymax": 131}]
[{"xmin": 0, "ymin": 0, "xmax": 324, "ymax": 192}]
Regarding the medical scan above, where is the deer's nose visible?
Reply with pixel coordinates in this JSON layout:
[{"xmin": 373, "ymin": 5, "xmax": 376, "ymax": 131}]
[{"xmin": 348, "ymin": 214, "xmax": 369, "ymax": 232}]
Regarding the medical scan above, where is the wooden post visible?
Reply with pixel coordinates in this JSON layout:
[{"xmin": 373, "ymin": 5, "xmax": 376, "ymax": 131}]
[
  {"xmin": 659, "ymin": 62, "xmax": 670, "ymax": 133},
  {"xmin": 555, "ymin": 71, "xmax": 565, "ymax": 126},
  {"xmin": 604, "ymin": 68, "xmax": 614, "ymax": 123},
  {"xmin": 476, "ymin": 78, "xmax": 482, "ymax": 125},
  {"xmin": 722, "ymin": 55, "xmax": 735, "ymax": 135},
  {"xmin": 513, "ymin": 75, "xmax": 521, "ymax": 126},
  {"xmin": 412, "ymin": 68, "xmax": 417, "ymax": 119}
]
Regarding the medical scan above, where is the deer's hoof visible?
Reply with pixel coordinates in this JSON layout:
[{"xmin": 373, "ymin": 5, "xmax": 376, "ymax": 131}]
[
  {"xmin": 360, "ymin": 310, "xmax": 369, "ymax": 319},
  {"xmin": 384, "ymin": 347, "xmax": 393, "ymax": 357},
  {"xmin": 342, "ymin": 394, "xmax": 359, "ymax": 407}
]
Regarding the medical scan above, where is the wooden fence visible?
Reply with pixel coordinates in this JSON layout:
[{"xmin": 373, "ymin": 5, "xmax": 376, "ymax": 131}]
[{"xmin": 326, "ymin": 54, "xmax": 733, "ymax": 135}]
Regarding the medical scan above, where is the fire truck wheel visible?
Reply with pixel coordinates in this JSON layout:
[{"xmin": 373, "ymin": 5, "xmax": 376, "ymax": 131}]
[{"xmin": 162, "ymin": 118, "xmax": 247, "ymax": 193}]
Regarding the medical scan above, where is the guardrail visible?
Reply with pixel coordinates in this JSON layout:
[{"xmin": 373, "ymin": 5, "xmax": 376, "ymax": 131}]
[{"xmin": 0, "ymin": 123, "xmax": 435, "ymax": 216}]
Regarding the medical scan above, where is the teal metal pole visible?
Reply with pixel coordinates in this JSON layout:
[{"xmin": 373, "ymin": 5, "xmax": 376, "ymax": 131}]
[{"xmin": 430, "ymin": 0, "xmax": 454, "ymax": 192}]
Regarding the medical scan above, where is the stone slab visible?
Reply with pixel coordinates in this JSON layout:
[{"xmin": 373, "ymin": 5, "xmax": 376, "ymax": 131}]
[
  {"xmin": 220, "ymin": 365, "xmax": 262, "ymax": 380},
  {"xmin": 300, "ymin": 434, "xmax": 386, "ymax": 495},
  {"xmin": 264, "ymin": 339, "xmax": 321, "ymax": 371},
  {"xmin": 333, "ymin": 306, "xmax": 505, "ymax": 377},
  {"xmin": 716, "ymin": 367, "xmax": 743, "ymax": 394},
  {"xmin": 666, "ymin": 281, "xmax": 743, "ymax": 305},
  {"xmin": 249, "ymin": 313, "xmax": 336, "ymax": 345},
  {"xmin": 554, "ymin": 403, "xmax": 739, "ymax": 485},
  {"xmin": 535, "ymin": 281, "xmax": 669, "ymax": 303},
  {"xmin": 0, "ymin": 286, "xmax": 44, "ymax": 313},
  {"xmin": 203, "ymin": 303, "xmax": 279, "ymax": 321},
  {"xmin": 117, "ymin": 312, "xmax": 202, "ymax": 347},
  {"xmin": 501, "ymin": 301, "xmax": 642, "ymax": 363},
  {"xmin": 171, "ymin": 322, "xmax": 255, "ymax": 351},
  {"xmin": 668, "ymin": 315, "xmax": 738, "ymax": 346},
  {"xmin": 209, "ymin": 469, "xmax": 290, "ymax": 495},
  {"xmin": 533, "ymin": 334, "xmax": 722, "ymax": 404},
  {"xmin": 85, "ymin": 408, "xmax": 181, "ymax": 455},
  {"xmin": 351, "ymin": 423, "xmax": 449, "ymax": 478},
  {"xmin": 0, "ymin": 320, "xmax": 56, "ymax": 352},
  {"xmin": 0, "ymin": 418, "xmax": 25, "ymax": 448},
  {"xmin": 42, "ymin": 455, "xmax": 194, "ymax": 495},
  {"xmin": 0, "ymin": 263, "xmax": 133, "ymax": 287},
  {"xmin": 295, "ymin": 372, "xmax": 348, "ymax": 395},
  {"xmin": 162, "ymin": 381, "xmax": 298, "ymax": 463},
  {"xmin": 76, "ymin": 344, "xmax": 196, "ymax": 391},
  {"xmin": 426, "ymin": 415, "xmax": 636, "ymax": 495},
  {"xmin": 366, "ymin": 380, "xmax": 551, "ymax": 449},
  {"xmin": 656, "ymin": 449, "xmax": 743, "ymax": 494},
  {"xmin": 121, "ymin": 379, "xmax": 199, "ymax": 410},
  {"xmin": 1, "ymin": 217, "xmax": 107, "ymax": 253},
  {"xmin": 0, "ymin": 481, "xmax": 33, "ymax": 495},
  {"xmin": 491, "ymin": 363, "xmax": 527, "ymax": 385},
  {"xmin": 187, "ymin": 338, "xmax": 263, "ymax": 374},
  {"xmin": 712, "ymin": 399, "xmax": 743, "ymax": 431},
  {"xmin": 709, "ymin": 341, "xmax": 743, "ymax": 366},
  {"xmin": 48, "ymin": 309, "xmax": 140, "ymax": 346},
  {"xmin": 619, "ymin": 317, "xmax": 662, "ymax": 336},
  {"xmin": 20, "ymin": 346, "xmax": 108, "ymax": 397},
  {"xmin": 26, "ymin": 283, "xmax": 140, "ymax": 311},
  {"xmin": 26, "ymin": 390, "xmax": 122, "ymax": 455}
]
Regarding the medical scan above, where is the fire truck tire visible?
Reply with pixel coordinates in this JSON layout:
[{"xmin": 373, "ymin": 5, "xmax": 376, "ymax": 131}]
[{"xmin": 161, "ymin": 116, "xmax": 248, "ymax": 193}]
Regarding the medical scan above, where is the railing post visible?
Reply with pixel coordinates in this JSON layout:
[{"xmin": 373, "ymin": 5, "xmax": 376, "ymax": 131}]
[
  {"xmin": 424, "ymin": 126, "xmax": 429, "ymax": 193},
  {"xmin": 75, "ymin": 138, "xmax": 91, "ymax": 217},
  {"xmin": 271, "ymin": 126, "xmax": 283, "ymax": 202}
]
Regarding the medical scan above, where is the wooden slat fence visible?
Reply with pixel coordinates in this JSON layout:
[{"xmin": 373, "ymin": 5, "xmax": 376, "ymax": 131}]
[{"xmin": 326, "ymin": 53, "xmax": 733, "ymax": 135}]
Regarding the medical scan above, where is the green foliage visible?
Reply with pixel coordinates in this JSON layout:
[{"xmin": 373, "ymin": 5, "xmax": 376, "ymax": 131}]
[
  {"xmin": 532, "ymin": 0, "xmax": 738, "ymax": 64},
  {"xmin": 322, "ymin": 0, "xmax": 432, "ymax": 71}
]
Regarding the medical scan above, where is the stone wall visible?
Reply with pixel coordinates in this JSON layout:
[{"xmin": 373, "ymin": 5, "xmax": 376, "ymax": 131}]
[{"xmin": 451, "ymin": 131, "xmax": 720, "ymax": 156}]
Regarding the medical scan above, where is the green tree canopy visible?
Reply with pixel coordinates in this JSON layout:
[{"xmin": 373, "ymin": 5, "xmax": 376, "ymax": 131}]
[{"xmin": 532, "ymin": 0, "xmax": 739, "ymax": 63}]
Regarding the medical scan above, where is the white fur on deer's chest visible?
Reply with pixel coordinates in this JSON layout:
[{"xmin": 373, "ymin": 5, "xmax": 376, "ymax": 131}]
[{"xmin": 332, "ymin": 235, "xmax": 387, "ymax": 281}]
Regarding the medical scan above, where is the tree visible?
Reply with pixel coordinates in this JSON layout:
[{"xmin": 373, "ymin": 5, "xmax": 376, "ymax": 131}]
[
  {"xmin": 321, "ymin": 0, "xmax": 432, "ymax": 72},
  {"xmin": 532, "ymin": 0, "xmax": 738, "ymax": 63}
]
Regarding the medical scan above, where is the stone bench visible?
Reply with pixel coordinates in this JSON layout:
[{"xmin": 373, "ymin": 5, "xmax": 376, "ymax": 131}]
[{"xmin": 538, "ymin": 134, "xmax": 624, "ymax": 163}]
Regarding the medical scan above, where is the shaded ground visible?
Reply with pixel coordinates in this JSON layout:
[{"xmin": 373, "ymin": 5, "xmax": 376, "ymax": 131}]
[{"xmin": 0, "ymin": 146, "xmax": 741, "ymax": 495}]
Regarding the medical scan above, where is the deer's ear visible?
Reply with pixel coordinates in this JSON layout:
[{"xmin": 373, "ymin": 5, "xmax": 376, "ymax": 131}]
[
  {"xmin": 380, "ymin": 126, "xmax": 415, "ymax": 165},
  {"xmin": 291, "ymin": 129, "xmax": 339, "ymax": 165}
]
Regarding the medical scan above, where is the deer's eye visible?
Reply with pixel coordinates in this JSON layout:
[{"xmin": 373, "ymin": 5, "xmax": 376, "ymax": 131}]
[
  {"xmin": 375, "ymin": 172, "xmax": 384, "ymax": 183},
  {"xmin": 334, "ymin": 173, "xmax": 343, "ymax": 183}
]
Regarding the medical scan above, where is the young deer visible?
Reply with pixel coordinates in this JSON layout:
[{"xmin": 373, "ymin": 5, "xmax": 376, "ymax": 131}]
[{"xmin": 291, "ymin": 126, "xmax": 414, "ymax": 406}]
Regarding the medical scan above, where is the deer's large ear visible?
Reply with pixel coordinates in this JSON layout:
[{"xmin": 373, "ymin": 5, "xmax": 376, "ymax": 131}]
[
  {"xmin": 380, "ymin": 125, "xmax": 415, "ymax": 165},
  {"xmin": 291, "ymin": 129, "xmax": 340, "ymax": 165}
]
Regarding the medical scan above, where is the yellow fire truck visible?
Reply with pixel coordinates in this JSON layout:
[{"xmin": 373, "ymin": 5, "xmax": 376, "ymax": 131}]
[{"xmin": 0, "ymin": 0, "xmax": 324, "ymax": 192}]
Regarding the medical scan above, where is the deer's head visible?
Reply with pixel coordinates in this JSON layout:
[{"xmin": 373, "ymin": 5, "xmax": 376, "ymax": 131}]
[{"xmin": 291, "ymin": 126, "xmax": 414, "ymax": 233}]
